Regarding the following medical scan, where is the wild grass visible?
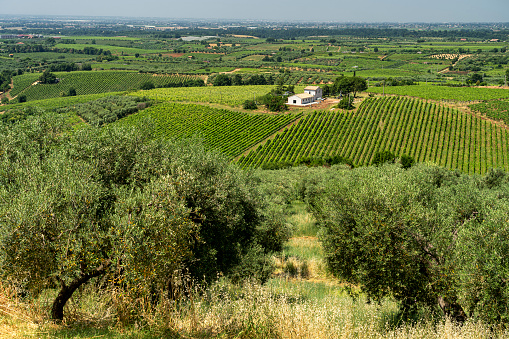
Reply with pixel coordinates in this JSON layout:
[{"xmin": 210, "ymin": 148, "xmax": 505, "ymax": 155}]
[{"xmin": 2, "ymin": 202, "xmax": 509, "ymax": 338}]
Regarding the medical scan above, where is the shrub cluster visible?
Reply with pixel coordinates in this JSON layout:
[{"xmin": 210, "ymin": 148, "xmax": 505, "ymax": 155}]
[
  {"xmin": 0, "ymin": 115, "xmax": 289, "ymax": 321},
  {"xmin": 307, "ymin": 163, "xmax": 509, "ymax": 323},
  {"xmin": 56, "ymin": 95, "xmax": 152, "ymax": 126}
]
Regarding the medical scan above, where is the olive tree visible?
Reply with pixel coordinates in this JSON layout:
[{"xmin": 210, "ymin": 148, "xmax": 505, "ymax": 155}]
[
  {"xmin": 309, "ymin": 163, "xmax": 509, "ymax": 323},
  {"xmin": 0, "ymin": 114, "xmax": 288, "ymax": 321}
]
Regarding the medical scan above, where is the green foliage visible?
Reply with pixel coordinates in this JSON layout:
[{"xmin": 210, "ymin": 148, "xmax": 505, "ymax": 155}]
[
  {"xmin": 38, "ymin": 69, "xmax": 57, "ymax": 84},
  {"xmin": 400, "ymin": 154, "xmax": 415, "ymax": 169},
  {"xmin": 260, "ymin": 93, "xmax": 288, "ymax": 112},
  {"xmin": 140, "ymin": 81, "xmax": 155, "ymax": 90},
  {"xmin": 17, "ymin": 94, "xmax": 27, "ymax": 103},
  {"xmin": 0, "ymin": 114, "xmax": 289, "ymax": 320},
  {"xmin": 56, "ymin": 95, "xmax": 151, "ymax": 126},
  {"xmin": 372, "ymin": 150, "xmax": 396, "ymax": 166},
  {"xmin": 0, "ymin": 106, "xmax": 44, "ymax": 124},
  {"xmin": 213, "ymin": 73, "xmax": 232, "ymax": 86},
  {"xmin": 309, "ymin": 163, "xmax": 509, "ymax": 323},
  {"xmin": 333, "ymin": 76, "xmax": 367, "ymax": 96},
  {"xmin": 337, "ymin": 96, "xmax": 354, "ymax": 110},
  {"xmin": 243, "ymin": 99, "xmax": 257, "ymax": 110}
]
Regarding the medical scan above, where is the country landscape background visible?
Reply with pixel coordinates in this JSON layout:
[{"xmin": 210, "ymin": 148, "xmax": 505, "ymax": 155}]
[{"xmin": 1, "ymin": 11, "xmax": 509, "ymax": 339}]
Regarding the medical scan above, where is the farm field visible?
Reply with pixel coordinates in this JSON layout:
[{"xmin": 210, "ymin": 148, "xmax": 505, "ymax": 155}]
[
  {"xmin": 469, "ymin": 99, "xmax": 509, "ymax": 125},
  {"xmin": 116, "ymin": 102, "xmax": 303, "ymax": 158},
  {"xmin": 367, "ymin": 84, "xmax": 509, "ymax": 101},
  {"xmin": 129, "ymin": 85, "xmax": 305, "ymax": 107},
  {"xmin": 13, "ymin": 71, "xmax": 203, "ymax": 101},
  {"xmin": 239, "ymin": 96, "xmax": 509, "ymax": 174},
  {"xmin": 54, "ymin": 43, "xmax": 167, "ymax": 55}
]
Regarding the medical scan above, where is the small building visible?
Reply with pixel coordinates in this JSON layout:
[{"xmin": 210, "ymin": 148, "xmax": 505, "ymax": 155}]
[
  {"xmin": 304, "ymin": 86, "xmax": 323, "ymax": 101},
  {"xmin": 287, "ymin": 93, "xmax": 315, "ymax": 106}
]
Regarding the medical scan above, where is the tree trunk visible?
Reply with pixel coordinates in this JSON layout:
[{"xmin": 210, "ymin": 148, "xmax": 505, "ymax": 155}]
[
  {"xmin": 51, "ymin": 261, "xmax": 110, "ymax": 321},
  {"xmin": 438, "ymin": 296, "xmax": 467, "ymax": 323}
]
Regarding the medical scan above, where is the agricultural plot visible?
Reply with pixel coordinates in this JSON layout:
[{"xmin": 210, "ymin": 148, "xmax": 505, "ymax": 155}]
[
  {"xmin": 117, "ymin": 102, "xmax": 302, "ymax": 158},
  {"xmin": 54, "ymin": 43, "xmax": 166, "ymax": 55},
  {"xmin": 129, "ymin": 85, "xmax": 305, "ymax": 107},
  {"xmin": 239, "ymin": 96, "xmax": 509, "ymax": 175},
  {"xmin": 470, "ymin": 99, "xmax": 509, "ymax": 125},
  {"xmin": 4, "ymin": 92, "xmax": 125, "ymax": 110},
  {"xmin": 367, "ymin": 84, "xmax": 509, "ymax": 101},
  {"xmin": 10, "ymin": 73, "xmax": 40, "ymax": 97},
  {"xmin": 19, "ymin": 71, "xmax": 203, "ymax": 101}
]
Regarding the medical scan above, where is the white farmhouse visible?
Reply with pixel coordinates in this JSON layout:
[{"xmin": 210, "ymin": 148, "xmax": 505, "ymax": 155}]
[
  {"xmin": 287, "ymin": 93, "xmax": 315, "ymax": 105},
  {"xmin": 304, "ymin": 86, "xmax": 323, "ymax": 101},
  {"xmin": 287, "ymin": 86, "xmax": 322, "ymax": 106}
]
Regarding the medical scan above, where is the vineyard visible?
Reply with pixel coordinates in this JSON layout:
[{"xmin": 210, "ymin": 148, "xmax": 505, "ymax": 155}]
[
  {"xmin": 13, "ymin": 71, "xmax": 203, "ymax": 102},
  {"xmin": 117, "ymin": 102, "xmax": 302, "ymax": 158},
  {"xmin": 10, "ymin": 73, "xmax": 40, "ymax": 97},
  {"xmin": 469, "ymin": 99, "xmax": 509, "ymax": 125},
  {"xmin": 4, "ymin": 92, "xmax": 126, "ymax": 110},
  {"xmin": 367, "ymin": 84, "xmax": 509, "ymax": 101},
  {"xmin": 129, "ymin": 85, "xmax": 304, "ymax": 107},
  {"xmin": 239, "ymin": 96, "xmax": 509, "ymax": 174}
]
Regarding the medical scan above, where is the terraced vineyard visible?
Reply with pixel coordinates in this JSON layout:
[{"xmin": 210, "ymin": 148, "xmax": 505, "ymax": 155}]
[
  {"xmin": 239, "ymin": 96, "xmax": 509, "ymax": 174},
  {"xmin": 367, "ymin": 84, "xmax": 509, "ymax": 101},
  {"xmin": 130, "ymin": 85, "xmax": 304, "ymax": 107},
  {"xmin": 16, "ymin": 71, "xmax": 203, "ymax": 101},
  {"xmin": 117, "ymin": 102, "xmax": 302, "ymax": 158}
]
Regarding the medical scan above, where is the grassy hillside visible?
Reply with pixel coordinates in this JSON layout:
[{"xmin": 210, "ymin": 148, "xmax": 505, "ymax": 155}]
[
  {"xmin": 240, "ymin": 96, "xmax": 509, "ymax": 174},
  {"xmin": 116, "ymin": 102, "xmax": 302, "ymax": 158}
]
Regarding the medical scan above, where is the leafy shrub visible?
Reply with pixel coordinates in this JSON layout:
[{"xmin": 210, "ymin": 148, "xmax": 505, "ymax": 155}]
[
  {"xmin": 371, "ymin": 150, "xmax": 396, "ymax": 166},
  {"xmin": 0, "ymin": 115, "xmax": 288, "ymax": 321},
  {"xmin": 243, "ymin": 99, "xmax": 257, "ymax": 110},
  {"xmin": 309, "ymin": 163, "xmax": 509, "ymax": 323},
  {"xmin": 337, "ymin": 96, "xmax": 354, "ymax": 110}
]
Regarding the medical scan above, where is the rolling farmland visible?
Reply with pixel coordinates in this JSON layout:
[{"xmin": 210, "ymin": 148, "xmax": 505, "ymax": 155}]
[
  {"xmin": 14, "ymin": 71, "xmax": 203, "ymax": 101},
  {"xmin": 129, "ymin": 85, "xmax": 304, "ymax": 107},
  {"xmin": 117, "ymin": 102, "xmax": 302, "ymax": 158},
  {"xmin": 239, "ymin": 96, "xmax": 509, "ymax": 174},
  {"xmin": 367, "ymin": 84, "xmax": 509, "ymax": 101}
]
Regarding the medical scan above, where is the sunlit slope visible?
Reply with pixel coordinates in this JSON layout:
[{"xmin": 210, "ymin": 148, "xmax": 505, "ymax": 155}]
[
  {"xmin": 239, "ymin": 96, "xmax": 509, "ymax": 174},
  {"xmin": 116, "ymin": 102, "xmax": 302, "ymax": 158}
]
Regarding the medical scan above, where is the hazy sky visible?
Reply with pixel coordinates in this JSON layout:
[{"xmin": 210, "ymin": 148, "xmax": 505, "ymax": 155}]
[{"xmin": 2, "ymin": 0, "xmax": 509, "ymax": 22}]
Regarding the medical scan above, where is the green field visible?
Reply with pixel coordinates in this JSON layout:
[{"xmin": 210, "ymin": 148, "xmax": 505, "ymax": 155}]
[
  {"xmin": 54, "ymin": 43, "xmax": 166, "ymax": 55},
  {"xmin": 367, "ymin": 84, "xmax": 509, "ymax": 101},
  {"xmin": 15, "ymin": 71, "xmax": 203, "ymax": 101},
  {"xmin": 117, "ymin": 102, "xmax": 302, "ymax": 158},
  {"xmin": 470, "ymin": 99, "xmax": 509, "ymax": 124},
  {"xmin": 239, "ymin": 96, "xmax": 509, "ymax": 174},
  {"xmin": 129, "ymin": 85, "xmax": 305, "ymax": 107}
]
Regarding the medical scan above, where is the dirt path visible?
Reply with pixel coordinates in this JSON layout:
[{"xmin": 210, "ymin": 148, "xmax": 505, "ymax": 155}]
[{"xmin": 220, "ymin": 68, "xmax": 242, "ymax": 74}]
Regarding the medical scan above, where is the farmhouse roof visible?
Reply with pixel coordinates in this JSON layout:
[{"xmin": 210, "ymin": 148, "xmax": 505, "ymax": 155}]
[
  {"xmin": 295, "ymin": 93, "xmax": 315, "ymax": 99},
  {"xmin": 304, "ymin": 86, "xmax": 320, "ymax": 90}
]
